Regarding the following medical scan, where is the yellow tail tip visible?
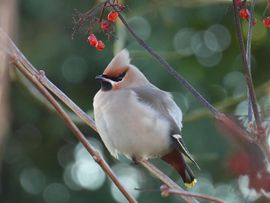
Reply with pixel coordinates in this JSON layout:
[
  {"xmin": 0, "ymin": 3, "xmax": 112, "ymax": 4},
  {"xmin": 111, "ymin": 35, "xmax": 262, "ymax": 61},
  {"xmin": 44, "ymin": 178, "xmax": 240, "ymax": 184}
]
[{"xmin": 184, "ymin": 179, "xmax": 197, "ymax": 189}]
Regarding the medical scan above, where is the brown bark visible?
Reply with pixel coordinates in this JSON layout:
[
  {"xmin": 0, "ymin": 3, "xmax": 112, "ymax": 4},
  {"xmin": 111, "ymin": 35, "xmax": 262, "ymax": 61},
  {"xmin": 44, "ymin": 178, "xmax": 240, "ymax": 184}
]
[{"xmin": 0, "ymin": 0, "xmax": 16, "ymax": 170}]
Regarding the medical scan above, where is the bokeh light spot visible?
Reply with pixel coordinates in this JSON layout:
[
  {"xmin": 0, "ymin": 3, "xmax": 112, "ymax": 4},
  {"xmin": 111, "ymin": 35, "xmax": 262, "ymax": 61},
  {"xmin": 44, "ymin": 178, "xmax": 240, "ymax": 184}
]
[
  {"xmin": 61, "ymin": 55, "xmax": 88, "ymax": 84},
  {"xmin": 64, "ymin": 138, "xmax": 106, "ymax": 191},
  {"xmin": 238, "ymin": 175, "xmax": 261, "ymax": 201},
  {"xmin": 63, "ymin": 164, "xmax": 82, "ymax": 191},
  {"xmin": 203, "ymin": 30, "xmax": 219, "ymax": 52},
  {"xmin": 197, "ymin": 51, "xmax": 222, "ymax": 68},
  {"xmin": 73, "ymin": 160, "xmax": 106, "ymax": 190},
  {"xmin": 173, "ymin": 28, "xmax": 196, "ymax": 56},
  {"xmin": 208, "ymin": 24, "xmax": 231, "ymax": 51},
  {"xmin": 215, "ymin": 184, "xmax": 241, "ymax": 203},
  {"xmin": 20, "ymin": 167, "xmax": 46, "ymax": 195},
  {"xmin": 110, "ymin": 164, "xmax": 142, "ymax": 203},
  {"xmin": 127, "ymin": 16, "xmax": 151, "ymax": 40},
  {"xmin": 74, "ymin": 138, "xmax": 104, "ymax": 161},
  {"xmin": 223, "ymin": 71, "xmax": 246, "ymax": 96},
  {"xmin": 43, "ymin": 183, "xmax": 70, "ymax": 203}
]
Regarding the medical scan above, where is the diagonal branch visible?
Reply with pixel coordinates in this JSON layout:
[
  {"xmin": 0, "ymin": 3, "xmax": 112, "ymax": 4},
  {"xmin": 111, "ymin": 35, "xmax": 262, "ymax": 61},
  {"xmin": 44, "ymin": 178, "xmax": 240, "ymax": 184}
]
[
  {"xmin": 115, "ymin": 8, "xmax": 219, "ymax": 116},
  {"xmin": 100, "ymin": 0, "xmax": 220, "ymax": 116},
  {"xmin": 39, "ymin": 74, "xmax": 97, "ymax": 131},
  {"xmin": 160, "ymin": 185, "xmax": 224, "ymax": 203},
  {"xmin": 10, "ymin": 57, "xmax": 138, "ymax": 203}
]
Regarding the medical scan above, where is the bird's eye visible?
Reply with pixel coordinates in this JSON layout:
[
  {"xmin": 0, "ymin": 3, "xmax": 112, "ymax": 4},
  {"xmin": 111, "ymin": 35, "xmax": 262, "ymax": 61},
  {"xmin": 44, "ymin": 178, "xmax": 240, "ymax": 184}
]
[{"xmin": 115, "ymin": 71, "xmax": 127, "ymax": 82}]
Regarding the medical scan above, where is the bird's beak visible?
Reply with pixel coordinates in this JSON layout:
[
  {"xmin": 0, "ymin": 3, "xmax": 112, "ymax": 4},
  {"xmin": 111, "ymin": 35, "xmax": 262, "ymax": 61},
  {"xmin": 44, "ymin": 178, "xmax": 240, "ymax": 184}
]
[
  {"xmin": 95, "ymin": 74, "xmax": 114, "ymax": 84},
  {"xmin": 95, "ymin": 74, "xmax": 105, "ymax": 81}
]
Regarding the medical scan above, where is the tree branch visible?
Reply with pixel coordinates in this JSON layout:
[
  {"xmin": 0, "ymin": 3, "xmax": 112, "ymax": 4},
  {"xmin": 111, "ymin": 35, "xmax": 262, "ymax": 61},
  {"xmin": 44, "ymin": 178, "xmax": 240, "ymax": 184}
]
[
  {"xmin": 246, "ymin": 0, "xmax": 256, "ymax": 122},
  {"xmin": 0, "ymin": 0, "xmax": 16, "ymax": 194},
  {"xmin": 114, "ymin": 6, "xmax": 219, "ymax": 116},
  {"xmin": 0, "ymin": 28, "xmax": 137, "ymax": 203},
  {"xmin": 139, "ymin": 160, "xmax": 198, "ymax": 203},
  {"xmin": 160, "ymin": 185, "xmax": 224, "ymax": 203},
  {"xmin": 38, "ymin": 75, "xmax": 97, "ymax": 131},
  {"xmin": 232, "ymin": 0, "xmax": 262, "ymax": 130},
  {"xmin": 231, "ymin": 0, "xmax": 270, "ymax": 163},
  {"xmin": 9, "ymin": 56, "xmax": 138, "ymax": 203}
]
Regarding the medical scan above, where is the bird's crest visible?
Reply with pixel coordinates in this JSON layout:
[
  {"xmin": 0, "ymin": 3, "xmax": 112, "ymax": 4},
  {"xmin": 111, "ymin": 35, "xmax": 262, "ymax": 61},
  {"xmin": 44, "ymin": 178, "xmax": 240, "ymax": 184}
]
[
  {"xmin": 105, "ymin": 49, "xmax": 130, "ymax": 71},
  {"xmin": 102, "ymin": 49, "xmax": 148, "ymax": 88}
]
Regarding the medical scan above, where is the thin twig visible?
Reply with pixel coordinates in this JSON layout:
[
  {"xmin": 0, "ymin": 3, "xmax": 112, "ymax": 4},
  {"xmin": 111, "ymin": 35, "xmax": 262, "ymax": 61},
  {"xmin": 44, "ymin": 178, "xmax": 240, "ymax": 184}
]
[
  {"xmin": 232, "ymin": 0, "xmax": 262, "ymax": 130},
  {"xmin": 215, "ymin": 113, "xmax": 256, "ymax": 143},
  {"xmin": 72, "ymin": 2, "xmax": 105, "ymax": 38},
  {"xmin": 262, "ymin": 0, "xmax": 270, "ymax": 17},
  {"xmin": 0, "ymin": 28, "xmax": 96, "ymax": 131},
  {"xmin": 160, "ymin": 185, "xmax": 225, "ymax": 203},
  {"xmin": 108, "ymin": 1, "xmax": 219, "ymax": 116},
  {"xmin": 185, "ymin": 80, "xmax": 270, "ymax": 122},
  {"xmin": 139, "ymin": 160, "xmax": 198, "ymax": 203},
  {"xmin": 246, "ymin": 0, "xmax": 256, "ymax": 122}
]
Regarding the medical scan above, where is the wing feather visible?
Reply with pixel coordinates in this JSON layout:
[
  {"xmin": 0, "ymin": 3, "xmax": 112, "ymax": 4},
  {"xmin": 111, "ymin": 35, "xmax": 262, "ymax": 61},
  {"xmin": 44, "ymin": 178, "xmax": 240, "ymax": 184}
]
[
  {"xmin": 131, "ymin": 86, "xmax": 199, "ymax": 168},
  {"xmin": 131, "ymin": 85, "xmax": 182, "ymax": 129}
]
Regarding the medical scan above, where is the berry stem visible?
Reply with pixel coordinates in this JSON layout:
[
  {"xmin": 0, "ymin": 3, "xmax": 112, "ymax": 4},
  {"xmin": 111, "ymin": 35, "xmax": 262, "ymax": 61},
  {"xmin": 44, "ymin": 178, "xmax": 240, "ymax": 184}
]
[
  {"xmin": 232, "ymin": 0, "xmax": 262, "ymax": 131},
  {"xmin": 262, "ymin": 0, "xmax": 270, "ymax": 17},
  {"xmin": 99, "ymin": 1, "xmax": 108, "ymax": 23},
  {"xmin": 246, "ymin": 0, "xmax": 256, "ymax": 122}
]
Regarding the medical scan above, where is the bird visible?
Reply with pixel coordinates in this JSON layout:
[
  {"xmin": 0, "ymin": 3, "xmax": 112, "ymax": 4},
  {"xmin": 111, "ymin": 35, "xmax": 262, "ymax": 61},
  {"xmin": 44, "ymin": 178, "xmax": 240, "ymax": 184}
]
[{"xmin": 93, "ymin": 49, "xmax": 199, "ymax": 188}]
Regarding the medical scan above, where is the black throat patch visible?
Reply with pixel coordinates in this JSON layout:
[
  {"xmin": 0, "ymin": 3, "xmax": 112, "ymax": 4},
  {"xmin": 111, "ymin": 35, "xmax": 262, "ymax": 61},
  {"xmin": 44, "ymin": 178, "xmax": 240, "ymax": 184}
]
[{"xmin": 101, "ymin": 81, "xmax": 112, "ymax": 91}]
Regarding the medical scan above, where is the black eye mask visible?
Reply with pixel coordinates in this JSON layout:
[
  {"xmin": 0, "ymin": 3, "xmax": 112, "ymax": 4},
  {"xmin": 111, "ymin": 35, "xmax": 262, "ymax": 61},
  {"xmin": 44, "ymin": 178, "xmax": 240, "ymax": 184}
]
[{"xmin": 102, "ymin": 70, "xmax": 127, "ymax": 82}]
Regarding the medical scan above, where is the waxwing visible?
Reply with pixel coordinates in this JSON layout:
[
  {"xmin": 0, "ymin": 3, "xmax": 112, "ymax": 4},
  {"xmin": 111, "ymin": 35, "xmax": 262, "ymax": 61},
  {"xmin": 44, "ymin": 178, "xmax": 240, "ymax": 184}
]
[{"xmin": 93, "ymin": 49, "xmax": 199, "ymax": 188}]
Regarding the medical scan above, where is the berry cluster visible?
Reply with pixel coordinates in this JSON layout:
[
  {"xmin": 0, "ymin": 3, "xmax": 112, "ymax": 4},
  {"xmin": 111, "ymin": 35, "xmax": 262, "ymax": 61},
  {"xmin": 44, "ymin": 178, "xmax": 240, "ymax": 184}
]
[
  {"xmin": 263, "ymin": 16, "xmax": 270, "ymax": 28},
  {"xmin": 239, "ymin": 8, "xmax": 257, "ymax": 26},
  {"xmin": 88, "ymin": 34, "xmax": 105, "ymax": 51},
  {"xmin": 237, "ymin": 0, "xmax": 270, "ymax": 28},
  {"xmin": 87, "ymin": 10, "xmax": 120, "ymax": 51}
]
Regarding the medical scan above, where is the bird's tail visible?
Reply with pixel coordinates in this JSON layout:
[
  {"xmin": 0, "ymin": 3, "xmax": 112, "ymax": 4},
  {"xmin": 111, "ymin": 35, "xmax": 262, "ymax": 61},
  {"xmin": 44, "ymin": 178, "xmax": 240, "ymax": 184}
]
[{"xmin": 162, "ymin": 149, "xmax": 197, "ymax": 188}]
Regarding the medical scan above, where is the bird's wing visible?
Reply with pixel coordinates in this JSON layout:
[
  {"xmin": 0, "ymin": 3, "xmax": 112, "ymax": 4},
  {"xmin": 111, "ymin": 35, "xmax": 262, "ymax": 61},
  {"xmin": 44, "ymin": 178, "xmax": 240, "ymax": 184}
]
[
  {"xmin": 131, "ymin": 85, "xmax": 182, "ymax": 129},
  {"xmin": 172, "ymin": 134, "xmax": 200, "ymax": 169},
  {"xmin": 131, "ymin": 86, "xmax": 199, "ymax": 168}
]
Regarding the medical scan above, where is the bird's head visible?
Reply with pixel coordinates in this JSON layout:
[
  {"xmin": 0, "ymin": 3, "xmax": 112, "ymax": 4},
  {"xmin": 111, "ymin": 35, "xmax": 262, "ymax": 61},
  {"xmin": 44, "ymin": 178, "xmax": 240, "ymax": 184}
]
[{"xmin": 95, "ymin": 49, "xmax": 149, "ymax": 91}]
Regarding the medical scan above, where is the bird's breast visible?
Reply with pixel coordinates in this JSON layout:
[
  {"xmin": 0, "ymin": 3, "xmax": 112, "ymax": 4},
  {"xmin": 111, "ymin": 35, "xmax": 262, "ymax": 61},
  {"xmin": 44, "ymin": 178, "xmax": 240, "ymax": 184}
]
[{"xmin": 93, "ymin": 89, "xmax": 172, "ymax": 159}]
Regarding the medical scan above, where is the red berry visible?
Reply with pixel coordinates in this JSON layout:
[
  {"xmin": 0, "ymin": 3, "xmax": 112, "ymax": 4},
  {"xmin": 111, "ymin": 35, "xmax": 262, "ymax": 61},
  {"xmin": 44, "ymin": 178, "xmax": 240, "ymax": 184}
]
[
  {"xmin": 239, "ymin": 8, "xmax": 250, "ymax": 20},
  {"xmin": 100, "ymin": 20, "xmax": 110, "ymax": 32},
  {"xmin": 263, "ymin": 16, "xmax": 270, "ymax": 28},
  {"xmin": 88, "ymin": 34, "xmax": 97, "ymax": 47},
  {"xmin": 236, "ymin": 0, "xmax": 242, "ymax": 7},
  {"xmin": 95, "ymin": 40, "xmax": 105, "ymax": 51},
  {"xmin": 107, "ymin": 11, "xmax": 119, "ymax": 22}
]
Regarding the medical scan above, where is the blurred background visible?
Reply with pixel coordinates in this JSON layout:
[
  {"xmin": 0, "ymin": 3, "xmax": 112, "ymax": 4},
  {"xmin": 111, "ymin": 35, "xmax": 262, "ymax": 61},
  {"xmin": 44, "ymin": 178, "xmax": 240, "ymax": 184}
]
[{"xmin": 1, "ymin": 0, "xmax": 270, "ymax": 202}]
